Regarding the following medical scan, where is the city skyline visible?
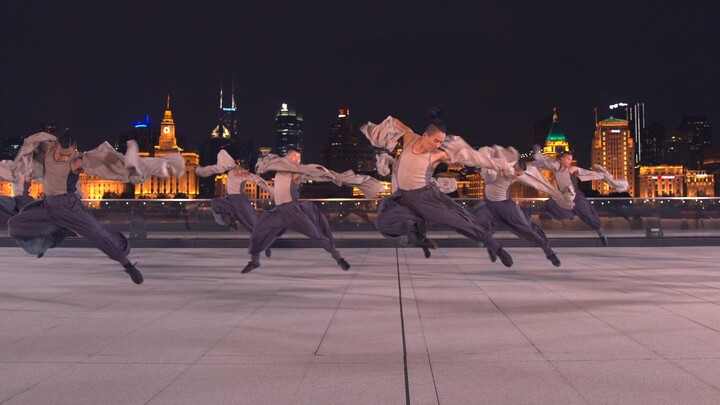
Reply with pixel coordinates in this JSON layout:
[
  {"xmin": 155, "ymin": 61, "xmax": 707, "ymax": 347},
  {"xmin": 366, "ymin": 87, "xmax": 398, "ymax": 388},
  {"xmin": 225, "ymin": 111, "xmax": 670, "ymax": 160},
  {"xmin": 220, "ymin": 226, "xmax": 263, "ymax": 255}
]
[{"xmin": 2, "ymin": 1, "xmax": 719, "ymax": 166}]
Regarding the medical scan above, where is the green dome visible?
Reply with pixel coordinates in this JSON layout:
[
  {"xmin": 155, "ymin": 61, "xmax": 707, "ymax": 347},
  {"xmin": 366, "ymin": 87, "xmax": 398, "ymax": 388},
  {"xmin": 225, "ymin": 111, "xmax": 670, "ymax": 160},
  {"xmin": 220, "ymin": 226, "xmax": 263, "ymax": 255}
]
[{"xmin": 546, "ymin": 120, "xmax": 566, "ymax": 141}]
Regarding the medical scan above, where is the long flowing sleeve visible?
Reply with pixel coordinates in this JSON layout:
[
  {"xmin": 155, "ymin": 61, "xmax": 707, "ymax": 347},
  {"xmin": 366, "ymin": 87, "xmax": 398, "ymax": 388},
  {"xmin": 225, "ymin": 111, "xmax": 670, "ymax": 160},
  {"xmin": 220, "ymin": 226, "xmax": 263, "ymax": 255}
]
[
  {"xmin": 245, "ymin": 173, "xmax": 275, "ymax": 198},
  {"xmin": 83, "ymin": 140, "xmax": 185, "ymax": 184},
  {"xmin": 518, "ymin": 164, "xmax": 575, "ymax": 210},
  {"xmin": 531, "ymin": 145, "xmax": 561, "ymax": 172},
  {"xmin": 430, "ymin": 177, "xmax": 458, "ymax": 194},
  {"xmin": 441, "ymin": 136, "xmax": 514, "ymax": 174},
  {"xmin": 578, "ymin": 165, "xmax": 629, "ymax": 192},
  {"xmin": 195, "ymin": 149, "xmax": 237, "ymax": 178},
  {"xmin": 13, "ymin": 132, "xmax": 57, "ymax": 185},
  {"xmin": 256, "ymin": 154, "xmax": 386, "ymax": 199},
  {"xmin": 359, "ymin": 116, "xmax": 413, "ymax": 151},
  {"xmin": 375, "ymin": 153, "xmax": 395, "ymax": 177}
]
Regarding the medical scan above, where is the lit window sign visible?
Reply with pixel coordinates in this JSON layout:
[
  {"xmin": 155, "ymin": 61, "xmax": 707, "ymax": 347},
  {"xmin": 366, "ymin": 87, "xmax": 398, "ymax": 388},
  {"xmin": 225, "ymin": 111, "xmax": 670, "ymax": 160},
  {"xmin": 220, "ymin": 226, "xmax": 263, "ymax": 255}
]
[
  {"xmin": 609, "ymin": 103, "xmax": 628, "ymax": 109},
  {"xmin": 661, "ymin": 176, "xmax": 675, "ymax": 179},
  {"xmin": 611, "ymin": 129, "xmax": 621, "ymax": 133}
]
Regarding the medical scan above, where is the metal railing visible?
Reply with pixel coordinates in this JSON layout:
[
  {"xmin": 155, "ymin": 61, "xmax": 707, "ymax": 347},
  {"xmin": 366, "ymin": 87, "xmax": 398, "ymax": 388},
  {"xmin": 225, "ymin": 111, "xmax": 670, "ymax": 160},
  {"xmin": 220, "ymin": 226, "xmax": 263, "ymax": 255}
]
[{"xmin": 66, "ymin": 197, "xmax": 720, "ymax": 239}]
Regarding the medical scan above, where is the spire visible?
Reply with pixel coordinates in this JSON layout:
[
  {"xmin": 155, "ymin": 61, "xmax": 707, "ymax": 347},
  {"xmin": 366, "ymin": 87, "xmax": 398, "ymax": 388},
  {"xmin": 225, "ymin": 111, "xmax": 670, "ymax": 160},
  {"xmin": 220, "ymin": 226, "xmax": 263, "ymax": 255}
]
[
  {"xmin": 219, "ymin": 83, "xmax": 224, "ymax": 109},
  {"xmin": 546, "ymin": 107, "xmax": 566, "ymax": 141},
  {"xmin": 166, "ymin": 95, "xmax": 171, "ymax": 110},
  {"xmin": 231, "ymin": 78, "xmax": 236, "ymax": 110}
]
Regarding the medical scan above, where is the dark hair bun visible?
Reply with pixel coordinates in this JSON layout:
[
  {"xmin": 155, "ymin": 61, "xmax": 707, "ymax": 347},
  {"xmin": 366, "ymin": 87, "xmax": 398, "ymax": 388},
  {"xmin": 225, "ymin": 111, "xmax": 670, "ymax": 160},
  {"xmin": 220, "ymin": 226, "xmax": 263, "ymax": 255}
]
[
  {"xmin": 427, "ymin": 104, "xmax": 447, "ymax": 133},
  {"xmin": 58, "ymin": 134, "xmax": 77, "ymax": 149}
]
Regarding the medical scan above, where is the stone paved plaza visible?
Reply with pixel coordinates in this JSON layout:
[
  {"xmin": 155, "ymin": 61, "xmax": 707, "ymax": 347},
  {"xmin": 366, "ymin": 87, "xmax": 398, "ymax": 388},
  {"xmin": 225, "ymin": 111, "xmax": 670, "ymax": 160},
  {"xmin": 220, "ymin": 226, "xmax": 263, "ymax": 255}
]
[{"xmin": 2, "ymin": 246, "xmax": 720, "ymax": 404}]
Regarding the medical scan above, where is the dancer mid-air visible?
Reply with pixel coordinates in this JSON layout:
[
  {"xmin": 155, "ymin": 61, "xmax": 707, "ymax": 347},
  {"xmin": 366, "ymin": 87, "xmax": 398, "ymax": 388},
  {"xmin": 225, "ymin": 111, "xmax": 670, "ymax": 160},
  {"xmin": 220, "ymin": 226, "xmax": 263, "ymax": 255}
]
[
  {"xmin": 533, "ymin": 146, "xmax": 629, "ymax": 245},
  {"xmin": 362, "ymin": 107, "xmax": 516, "ymax": 267},
  {"xmin": 2, "ymin": 132, "xmax": 184, "ymax": 284},
  {"xmin": 241, "ymin": 149, "xmax": 385, "ymax": 273}
]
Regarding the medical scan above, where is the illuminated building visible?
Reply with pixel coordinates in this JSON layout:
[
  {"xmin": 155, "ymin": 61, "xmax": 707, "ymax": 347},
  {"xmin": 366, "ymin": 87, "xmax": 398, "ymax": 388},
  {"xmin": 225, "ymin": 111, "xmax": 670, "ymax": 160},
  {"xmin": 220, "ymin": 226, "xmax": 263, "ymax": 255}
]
[
  {"xmin": 640, "ymin": 123, "xmax": 665, "ymax": 165},
  {"xmin": 542, "ymin": 108, "xmax": 571, "ymax": 159},
  {"xmin": 591, "ymin": 116, "xmax": 635, "ymax": 196},
  {"xmin": 636, "ymin": 166, "xmax": 683, "ymax": 197},
  {"xmin": 636, "ymin": 166, "xmax": 715, "ymax": 198},
  {"xmin": 609, "ymin": 102, "xmax": 645, "ymax": 165},
  {"xmin": 664, "ymin": 116, "xmax": 712, "ymax": 169},
  {"xmin": 323, "ymin": 108, "xmax": 376, "ymax": 173},
  {"xmin": 685, "ymin": 170, "xmax": 714, "ymax": 197},
  {"xmin": 275, "ymin": 103, "xmax": 303, "ymax": 156},
  {"xmin": 77, "ymin": 174, "xmax": 129, "ymax": 199},
  {"xmin": 525, "ymin": 108, "xmax": 574, "ymax": 199},
  {"xmin": 216, "ymin": 80, "xmax": 237, "ymax": 139},
  {"xmin": 315, "ymin": 108, "xmax": 377, "ymax": 198},
  {"xmin": 115, "ymin": 115, "xmax": 157, "ymax": 155},
  {"xmin": 134, "ymin": 96, "xmax": 199, "ymax": 198}
]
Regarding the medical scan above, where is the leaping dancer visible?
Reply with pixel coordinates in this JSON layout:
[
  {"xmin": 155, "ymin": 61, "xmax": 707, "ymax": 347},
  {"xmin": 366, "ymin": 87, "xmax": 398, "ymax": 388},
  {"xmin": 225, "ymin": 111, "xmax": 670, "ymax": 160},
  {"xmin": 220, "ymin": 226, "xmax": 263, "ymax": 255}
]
[
  {"xmin": 241, "ymin": 149, "xmax": 385, "ymax": 274},
  {"xmin": 473, "ymin": 146, "xmax": 575, "ymax": 267},
  {"xmin": 3, "ymin": 132, "xmax": 185, "ymax": 284},
  {"xmin": 361, "ymin": 107, "xmax": 516, "ymax": 267},
  {"xmin": 196, "ymin": 149, "xmax": 274, "ymax": 257},
  {"xmin": 532, "ymin": 146, "xmax": 629, "ymax": 246},
  {"xmin": 375, "ymin": 152, "xmax": 459, "ymax": 258}
]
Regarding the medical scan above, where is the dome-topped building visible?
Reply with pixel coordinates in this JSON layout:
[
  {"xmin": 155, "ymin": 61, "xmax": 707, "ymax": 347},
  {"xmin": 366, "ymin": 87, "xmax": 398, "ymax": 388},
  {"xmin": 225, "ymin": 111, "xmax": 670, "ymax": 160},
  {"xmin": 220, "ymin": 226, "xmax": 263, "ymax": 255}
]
[{"xmin": 542, "ymin": 108, "xmax": 571, "ymax": 159}]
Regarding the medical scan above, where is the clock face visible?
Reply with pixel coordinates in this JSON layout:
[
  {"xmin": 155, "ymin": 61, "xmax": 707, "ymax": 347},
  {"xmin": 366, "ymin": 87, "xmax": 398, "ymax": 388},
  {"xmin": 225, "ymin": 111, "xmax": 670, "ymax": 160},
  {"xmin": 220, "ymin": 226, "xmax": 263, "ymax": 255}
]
[{"xmin": 163, "ymin": 126, "xmax": 170, "ymax": 134}]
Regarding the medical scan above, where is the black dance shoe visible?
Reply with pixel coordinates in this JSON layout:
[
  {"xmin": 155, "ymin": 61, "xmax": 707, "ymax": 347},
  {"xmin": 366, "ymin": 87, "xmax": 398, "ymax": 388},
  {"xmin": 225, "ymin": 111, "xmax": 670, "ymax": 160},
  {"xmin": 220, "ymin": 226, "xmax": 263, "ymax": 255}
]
[
  {"xmin": 546, "ymin": 253, "xmax": 561, "ymax": 267},
  {"xmin": 123, "ymin": 262, "xmax": 144, "ymax": 285},
  {"xmin": 496, "ymin": 248, "xmax": 513, "ymax": 268},
  {"xmin": 241, "ymin": 261, "xmax": 261, "ymax": 274},
  {"xmin": 337, "ymin": 258, "xmax": 351, "ymax": 271}
]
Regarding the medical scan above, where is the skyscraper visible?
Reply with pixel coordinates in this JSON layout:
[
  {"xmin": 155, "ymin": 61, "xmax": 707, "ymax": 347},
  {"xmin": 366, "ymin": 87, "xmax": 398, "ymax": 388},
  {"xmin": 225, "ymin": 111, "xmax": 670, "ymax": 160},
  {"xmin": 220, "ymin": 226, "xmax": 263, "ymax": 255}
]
[
  {"xmin": 199, "ymin": 82, "xmax": 256, "ymax": 197},
  {"xmin": 609, "ymin": 102, "xmax": 645, "ymax": 165},
  {"xmin": 591, "ymin": 116, "xmax": 635, "ymax": 196},
  {"xmin": 115, "ymin": 115, "xmax": 157, "ymax": 155},
  {"xmin": 323, "ymin": 108, "xmax": 376, "ymax": 173},
  {"xmin": 664, "ymin": 116, "xmax": 712, "ymax": 169},
  {"xmin": 213, "ymin": 81, "xmax": 237, "ymax": 140},
  {"xmin": 275, "ymin": 103, "xmax": 303, "ymax": 156},
  {"xmin": 639, "ymin": 123, "xmax": 665, "ymax": 165}
]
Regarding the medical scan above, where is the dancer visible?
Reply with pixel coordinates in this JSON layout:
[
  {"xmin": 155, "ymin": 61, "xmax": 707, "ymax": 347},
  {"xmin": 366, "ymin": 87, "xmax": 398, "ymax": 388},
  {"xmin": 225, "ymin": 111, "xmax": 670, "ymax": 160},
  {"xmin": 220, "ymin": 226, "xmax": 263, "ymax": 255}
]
[
  {"xmin": 375, "ymin": 152, "xmax": 458, "ymax": 258},
  {"xmin": 533, "ymin": 146, "xmax": 629, "ymax": 246},
  {"xmin": 472, "ymin": 146, "xmax": 574, "ymax": 267},
  {"xmin": 242, "ymin": 149, "xmax": 385, "ymax": 274},
  {"xmin": 5, "ymin": 132, "xmax": 184, "ymax": 284},
  {"xmin": 361, "ymin": 107, "xmax": 516, "ymax": 267},
  {"xmin": 196, "ymin": 149, "xmax": 274, "ymax": 257}
]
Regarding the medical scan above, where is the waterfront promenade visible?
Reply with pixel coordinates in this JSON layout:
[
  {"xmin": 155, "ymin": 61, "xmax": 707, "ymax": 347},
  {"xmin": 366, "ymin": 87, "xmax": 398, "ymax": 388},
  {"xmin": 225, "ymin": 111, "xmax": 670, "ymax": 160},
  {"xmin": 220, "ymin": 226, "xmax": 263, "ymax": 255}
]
[{"xmin": 2, "ymin": 246, "xmax": 720, "ymax": 404}]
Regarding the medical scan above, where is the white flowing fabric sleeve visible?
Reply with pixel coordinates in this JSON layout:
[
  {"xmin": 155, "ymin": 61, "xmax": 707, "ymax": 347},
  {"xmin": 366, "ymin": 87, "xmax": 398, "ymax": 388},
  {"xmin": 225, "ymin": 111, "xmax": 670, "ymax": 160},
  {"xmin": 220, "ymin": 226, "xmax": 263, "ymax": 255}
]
[
  {"xmin": 430, "ymin": 177, "xmax": 458, "ymax": 194},
  {"xmin": 375, "ymin": 153, "xmax": 395, "ymax": 177},
  {"xmin": 518, "ymin": 164, "xmax": 576, "ymax": 210},
  {"xmin": 196, "ymin": 149, "xmax": 237, "ymax": 177},
  {"xmin": 441, "ymin": 136, "xmax": 514, "ymax": 174},
  {"xmin": 359, "ymin": 116, "xmax": 413, "ymax": 151}
]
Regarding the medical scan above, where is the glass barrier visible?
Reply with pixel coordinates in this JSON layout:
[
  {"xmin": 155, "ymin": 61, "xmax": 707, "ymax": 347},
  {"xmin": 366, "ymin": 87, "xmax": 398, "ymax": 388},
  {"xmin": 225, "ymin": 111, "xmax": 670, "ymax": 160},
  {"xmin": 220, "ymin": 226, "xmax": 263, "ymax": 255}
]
[{"xmin": 65, "ymin": 197, "xmax": 720, "ymax": 239}]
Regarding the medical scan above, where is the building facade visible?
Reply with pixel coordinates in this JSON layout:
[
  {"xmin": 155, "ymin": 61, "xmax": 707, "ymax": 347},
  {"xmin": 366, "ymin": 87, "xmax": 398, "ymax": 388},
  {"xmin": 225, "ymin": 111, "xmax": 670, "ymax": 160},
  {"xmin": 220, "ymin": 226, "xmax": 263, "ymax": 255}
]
[
  {"xmin": 275, "ymin": 103, "xmax": 303, "ymax": 156},
  {"xmin": 134, "ymin": 96, "xmax": 199, "ymax": 198},
  {"xmin": 591, "ymin": 117, "xmax": 635, "ymax": 196}
]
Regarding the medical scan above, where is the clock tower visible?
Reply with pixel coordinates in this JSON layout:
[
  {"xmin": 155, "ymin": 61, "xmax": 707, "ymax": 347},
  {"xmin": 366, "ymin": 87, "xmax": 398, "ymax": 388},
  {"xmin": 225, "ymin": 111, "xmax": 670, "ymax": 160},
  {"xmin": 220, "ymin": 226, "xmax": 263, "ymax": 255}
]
[{"xmin": 157, "ymin": 95, "xmax": 179, "ymax": 153}]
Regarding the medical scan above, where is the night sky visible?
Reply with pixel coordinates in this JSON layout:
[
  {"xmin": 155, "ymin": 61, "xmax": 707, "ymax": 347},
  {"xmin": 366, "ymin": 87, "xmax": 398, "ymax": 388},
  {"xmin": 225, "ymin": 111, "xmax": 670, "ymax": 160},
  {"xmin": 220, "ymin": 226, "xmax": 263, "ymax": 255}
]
[{"xmin": 2, "ymin": 1, "xmax": 719, "ymax": 166}]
